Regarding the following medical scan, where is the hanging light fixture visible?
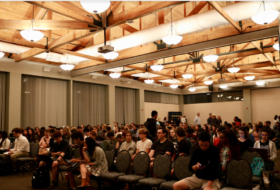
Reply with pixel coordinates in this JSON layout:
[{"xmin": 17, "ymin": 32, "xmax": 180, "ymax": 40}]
[
  {"xmin": 162, "ymin": 8, "xmax": 183, "ymax": 45},
  {"xmin": 102, "ymin": 51, "xmax": 119, "ymax": 60},
  {"xmin": 273, "ymin": 43, "xmax": 279, "ymax": 51},
  {"xmin": 151, "ymin": 58, "xmax": 164, "ymax": 71},
  {"xmin": 251, "ymin": 1, "xmax": 279, "ymax": 25},
  {"xmin": 204, "ymin": 78, "xmax": 213, "ymax": 85},
  {"xmin": 227, "ymin": 58, "xmax": 240, "ymax": 73},
  {"xmin": 203, "ymin": 49, "xmax": 219, "ymax": 62},
  {"xmin": 256, "ymin": 76, "xmax": 265, "ymax": 86},
  {"xmin": 244, "ymin": 75, "xmax": 255, "ymax": 81},
  {"xmin": 109, "ymin": 72, "xmax": 121, "ymax": 79},
  {"xmin": 219, "ymin": 84, "xmax": 228, "ymax": 89},
  {"xmin": 60, "ymin": 54, "xmax": 75, "ymax": 71},
  {"xmin": 20, "ymin": 5, "xmax": 44, "ymax": 42},
  {"xmin": 144, "ymin": 73, "xmax": 154, "ymax": 84},
  {"xmin": 170, "ymin": 84, "xmax": 179, "ymax": 89},
  {"xmin": 182, "ymin": 67, "xmax": 193, "ymax": 79},
  {"xmin": 80, "ymin": 1, "xmax": 111, "ymax": 14},
  {"xmin": 0, "ymin": 51, "xmax": 4, "ymax": 58},
  {"xmin": 188, "ymin": 87, "xmax": 196, "ymax": 92}
]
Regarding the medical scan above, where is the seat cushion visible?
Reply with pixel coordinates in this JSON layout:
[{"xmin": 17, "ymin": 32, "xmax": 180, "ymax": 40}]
[
  {"xmin": 252, "ymin": 176, "xmax": 262, "ymax": 183},
  {"xmin": 138, "ymin": 178, "xmax": 166, "ymax": 187},
  {"xmin": 221, "ymin": 187, "xmax": 248, "ymax": 190},
  {"xmin": 17, "ymin": 157, "xmax": 34, "ymax": 162},
  {"xmin": 58, "ymin": 165, "xmax": 69, "ymax": 171},
  {"xmin": 100, "ymin": 172, "xmax": 125, "ymax": 180},
  {"xmin": 159, "ymin": 180, "xmax": 176, "ymax": 189},
  {"xmin": 118, "ymin": 175, "xmax": 145, "ymax": 183}
]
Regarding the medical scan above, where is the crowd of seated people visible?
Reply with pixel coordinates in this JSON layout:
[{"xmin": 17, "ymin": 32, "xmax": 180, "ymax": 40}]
[{"xmin": 0, "ymin": 111, "xmax": 279, "ymax": 190}]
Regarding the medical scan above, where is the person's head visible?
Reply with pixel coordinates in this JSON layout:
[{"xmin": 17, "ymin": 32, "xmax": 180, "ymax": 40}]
[
  {"xmin": 124, "ymin": 127, "xmax": 129, "ymax": 133},
  {"xmin": 133, "ymin": 124, "xmax": 137, "ymax": 130},
  {"xmin": 217, "ymin": 126, "xmax": 226, "ymax": 138},
  {"xmin": 0, "ymin": 131, "xmax": 7, "ymax": 141},
  {"xmin": 220, "ymin": 129, "xmax": 239, "ymax": 147},
  {"xmin": 84, "ymin": 137, "xmax": 97, "ymax": 157},
  {"xmin": 197, "ymin": 112, "xmax": 200, "ymax": 117},
  {"xmin": 114, "ymin": 121, "xmax": 118, "ymax": 127},
  {"xmin": 239, "ymin": 127, "xmax": 249, "ymax": 139},
  {"xmin": 89, "ymin": 131, "xmax": 97, "ymax": 140},
  {"xmin": 212, "ymin": 114, "xmax": 216, "ymax": 119},
  {"xmin": 186, "ymin": 127, "xmax": 194, "ymax": 135},
  {"xmin": 274, "ymin": 115, "xmax": 278, "ymax": 120},
  {"xmin": 116, "ymin": 134, "xmax": 123, "ymax": 143},
  {"xmin": 23, "ymin": 129, "xmax": 28, "ymax": 136},
  {"xmin": 106, "ymin": 126, "xmax": 111, "ymax": 132},
  {"xmin": 115, "ymin": 126, "xmax": 120, "ymax": 133},
  {"xmin": 276, "ymin": 122, "xmax": 280, "ymax": 129},
  {"xmin": 203, "ymin": 124, "xmax": 209, "ymax": 132},
  {"xmin": 176, "ymin": 127, "xmax": 186, "ymax": 138},
  {"xmin": 209, "ymin": 113, "xmax": 212, "ymax": 118},
  {"xmin": 182, "ymin": 123, "xmax": 188, "ymax": 129},
  {"xmin": 83, "ymin": 126, "xmax": 90, "ymax": 134},
  {"xmin": 195, "ymin": 125, "xmax": 200, "ymax": 131},
  {"xmin": 44, "ymin": 129, "xmax": 49, "ymax": 138},
  {"xmin": 107, "ymin": 132, "xmax": 115, "ymax": 140},
  {"xmin": 12, "ymin": 128, "xmax": 21, "ymax": 138},
  {"xmin": 217, "ymin": 115, "xmax": 221, "ymax": 120},
  {"xmin": 71, "ymin": 131, "xmax": 84, "ymax": 145},
  {"xmin": 125, "ymin": 131, "xmax": 132, "ymax": 142},
  {"xmin": 63, "ymin": 128, "xmax": 71, "ymax": 138},
  {"xmin": 157, "ymin": 127, "xmax": 167, "ymax": 140},
  {"xmin": 235, "ymin": 125, "xmax": 239, "ymax": 132},
  {"xmin": 226, "ymin": 123, "xmax": 232, "ymax": 131},
  {"xmin": 261, "ymin": 128, "xmax": 270, "ymax": 142},
  {"xmin": 49, "ymin": 129, "xmax": 55, "ymax": 137},
  {"xmin": 34, "ymin": 127, "xmax": 40, "ymax": 134},
  {"xmin": 77, "ymin": 126, "xmax": 83, "ymax": 133},
  {"xmin": 53, "ymin": 131, "xmax": 63, "ymax": 143},
  {"xmin": 212, "ymin": 125, "xmax": 217, "ymax": 132},
  {"xmin": 198, "ymin": 131, "xmax": 210, "ymax": 151},
  {"xmin": 138, "ymin": 128, "xmax": 148, "ymax": 140},
  {"xmin": 60, "ymin": 128, "xmax": 64, "ymax": 135},
  {"xmin": 151, "ymin": 110, "xmax": 158, "ymax": 119},
  {"xmin": 169, "ymin": 129, "xmax": 176, "ymax": 139},
  {"xmin": 164, "ymin": 117, "xmax": 167, "ymax": 121},
  {"xmin": 28, "ymin": 128, "xmax": 34, "ymax": 136},
  {"xmin": 253, "ymin": 124, "xmax": 259, "ymax": 133}
]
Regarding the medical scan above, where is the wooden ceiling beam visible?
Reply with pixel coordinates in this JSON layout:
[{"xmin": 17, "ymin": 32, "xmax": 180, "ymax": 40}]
[
  {"xmin": 0, "ymin": 20, "xmax": 98, "ymax": 30},
  {"xmin": 107, "ymin": 1, "xmax": 185, "ymax": 27},
  {"xmin": 118, "ymin": 24, "xmax": 139, "ymax": 33},
  {"xmin": 187, "ymin": 1, "xmax": 207, "ymax": 16},
  {"xmin": 26, "ymin": 1, "xmax": 101, "ymax": 28},
  {"xmin": 207, "ymin": 1, "xmax": 242, "ymax": 33}
]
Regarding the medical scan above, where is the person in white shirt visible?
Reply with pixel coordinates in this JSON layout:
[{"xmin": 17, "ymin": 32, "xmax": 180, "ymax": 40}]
[
  {"xmin": 131, "ymin": 128, "xmax": 152, "ymax": 160},
  {"xmin": 194, "ymin": 113, "xmax": 201, "ymax": 125},
  {"xmin": 0, "ymin": 131, "xmax": 11, "ymax": 149},
  {"xmin": 3, "ymin": 128, "xmax": 29, "ymax": 171},
  {"xmin": 180, "ymin": 116, "xmax": 187, "ymax": 124}
]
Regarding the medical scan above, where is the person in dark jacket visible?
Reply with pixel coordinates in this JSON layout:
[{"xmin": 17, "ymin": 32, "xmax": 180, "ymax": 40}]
[
  {"xmin": 207, "ymin": 113, "xmax": 213, "ymax": 125},
  {"xmin": 173, "ymin": 131, "xmax": 220, "ymax": 190},
  {"xmin": 217, "ymin": 129, "xmax": 241, "ymax": 171},
  {"xmin": 145, "ymin": 110, "xmax": 158, "ymax": 138}
]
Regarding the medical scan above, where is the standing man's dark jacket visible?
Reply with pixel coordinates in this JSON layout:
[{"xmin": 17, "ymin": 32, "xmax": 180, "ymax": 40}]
[
  {"xmin": 145, "ymin": 118, "xmax": 157, "ymax": 138},
  {"xmin": 207, "ymin": 117, "xmax": 213, "ymax": 125}
]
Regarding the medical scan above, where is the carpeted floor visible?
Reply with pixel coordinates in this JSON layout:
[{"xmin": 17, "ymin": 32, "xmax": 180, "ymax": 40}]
[{"xmin": 1, "ymin": 150, "xmax": 280, "ymax": 190}]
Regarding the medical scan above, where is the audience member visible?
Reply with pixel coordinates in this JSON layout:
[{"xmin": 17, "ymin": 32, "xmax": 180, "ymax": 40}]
[
  {"xmin": 131, "ymin": 124, "xmax": 138, "ymax": 136},
  {"xmin": 23, "ymin": 129, "xmax": 28, "ymax": 137},
  {"xmin": 131, "ymin": 128, "xmax": 152, "ymax": 160},
  {"xmin": 173, "ymin": 131, "xmax": 220, "ymax": 190},
  {"xmin": 194, "ymin": 112, "xmax": 201, "ymax": 125},
  {"xmin": 39, "ymin": 129, "xmax": 51, "ymax": 148},
  {"xmin": 181, "ymin": 116, "xmax": 187, "ymax": 124},
  {"xmin": 217, "ymin": 129, "xmax": 241, "ymax": 171},
  {"xmin": 234, "ymin": 116, "xmax": 241, "ymax": 126},
  {"xmin": 207, "ymin": 113, "xmax": 213, "ymax": 125},
  {"xmin": 63, "ymin": 127, "xmax": 71, "ymax": 141},
  {"xmin": 145, "ymin": 110, "xmax": 158, "ymax": 138},
  {"xmin": 186, "ymin": 128, "xmax": 197, "ymax": 144},
  {"xmin": 107, "ymin": 132, "xmax": 117, "ymax": 145},
  {"xmin": 0, "ymin": 131, "xmax": 10, "ymax": 149},
  {"xmin": 211, "ymin": 114, "xmax": 220, "ymax": 126},
  {"xmin": 176, "ymin": 127, "xmax": 190, "ymax": 156},
  {"xmin": 119, "ymin": 131, "xmax": 136, "ymax": 156},
  {"xmin": 114, "ymin": 126, "xmax": 122, "ymax": 137},
  {"xmin": 217, "ymin": 115, "xmax": 222, "ymax": 126},
  {"xmin": 202, "ymin": 124, "xmax": 210, "ymax": 134},
  {"xmin": 238, "ymin": 127, "xmax": 253, "ymax": 154},
  {"xmin": 115, "ymin": 134, "xmax": 124, "ymax": 155},
  {"xmin": 77, "ymin": 126, "xmax": 83, "ymax": 133},
  {"xmin": 213, "ymin": 127, "xmax": 225, "ymax": 146},
  {"xmin": 3, "ymin": 128, "xmax": 29, "ymax": 172}
]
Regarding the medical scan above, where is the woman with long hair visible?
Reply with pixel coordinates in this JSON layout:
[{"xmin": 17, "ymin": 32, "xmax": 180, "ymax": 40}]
[
  {"xmin": 211, "ymin": 125, "xmax": 218, "ymax": 142},
  {"xmin": 168, "ymin": 129, "xmax": 177, "ymax": 143},
  {"xmin": 274, "ymin": 115, "xmax": 279, "ymax": 126},
  {"xmin": 0, "ymin": 131, "xmax": 10, "ymax": 149},
  {"xmin": 114, "ymin": 126, "xmax": 122, "ymax": 138},
  {"xmin": 238, "ymin": 127, "xmax": 253, "ymax": 154},
  {"xmin": 194, "ymin": 125, "xmax": 201, "ymax": 135},
  {"xmin": 63, "ymin": 127, "xmax": 71, "ymax": 141},
  {"xmin": 202, "ymin": 124, "xmax": 210, "ymax": 134},
  {"xmin": 23, "ymin": 129, "xmax": 28, "ymax": 137},
  {"xmin": 28, "ymin": 128, "xmax": 36, "ymax": 143},
  {"xmin": 217, "ymin": 129, "xmax": 241, "ymax": 171}
]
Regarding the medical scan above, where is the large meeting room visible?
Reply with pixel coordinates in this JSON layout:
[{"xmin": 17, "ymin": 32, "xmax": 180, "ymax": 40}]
[{"xmin": 0, "ymin": 1, "xmax": 280, "ymax": 190}]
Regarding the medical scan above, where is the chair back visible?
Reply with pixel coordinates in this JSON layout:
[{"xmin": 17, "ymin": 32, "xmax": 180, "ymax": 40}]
[
  {"xmin": 174, "ymin": 155, "xmax": 192, "ymax": 180},
  {"xmin": 110, "ymin": 144, "xmax": 116, "ymax": 153},
  {"xmin": 116, "ymin": 150, "xmax": 131, "ymax": 173},
  {"xmin": 242, "ymin": 150, "xmax": 261, "ymax": 164},
  {"xmin": 104, "ymin": 150, "xmax": 114, "ymax": 170},
  {"xmin": 133, "ymin": 151, "xmax": 150, "ymax": 175},
  {"xmin": 29, "ymin": 143, "xmax": 34, "ymax": 155},
  {"xmin": 226, "ymin": 158, "xmax": 252, "ymax": 189},
  {"xmin": 30, "ymin": 143, "xmax": 39, "ymax": 157},
  {"xmin": 153, "ymin": 154, "xmax": 172, "ymax": 178}
]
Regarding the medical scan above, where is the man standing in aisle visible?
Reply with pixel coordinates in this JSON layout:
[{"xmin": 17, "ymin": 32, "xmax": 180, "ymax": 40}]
[
  {"xmin": 207, "ymin": 113, "xmax": 213, "ymax": 125},
  {"xmin": 194, "ymin": 113, "xmax": 201, "ymax": 125},
  {"xmin": 145, "ymin": 110, "xmax": 158, "ymax": 139}
]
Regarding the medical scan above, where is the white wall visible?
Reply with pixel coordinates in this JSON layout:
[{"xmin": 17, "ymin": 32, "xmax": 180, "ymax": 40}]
[
  {"xmin": 251, "ymin": 88, "xmax": 280, "ymax": 123},
  {"xmin": 144, "ymin": 102, "xmax": 180, "ymax": 122},
  {"xmin": 184, "ymin": 101, "xmax": 244, "ymax": 125}
]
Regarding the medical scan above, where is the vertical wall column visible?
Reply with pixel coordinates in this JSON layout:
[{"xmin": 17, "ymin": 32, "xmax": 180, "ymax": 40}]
[
  {"xmin": 7, "ymin": 72, "xmax": 21, "ymax": 132},
  {"xmin": 179, "ymin": 95, "xmax": 184, "ymax": 116},
  {"xmin": 107, "ymin": 84, "xmax": 115, "ymax": 128},
  {"xmin": 243, "ymin": 89, "xmax": 252, "ymax": 123},
  {"xmin": 136, "ymin": 88, "xmax": 145, "ymax": 124},
  {"xmin": 67, "ymin": 80, "xmax": 73, "ymax": 126}
]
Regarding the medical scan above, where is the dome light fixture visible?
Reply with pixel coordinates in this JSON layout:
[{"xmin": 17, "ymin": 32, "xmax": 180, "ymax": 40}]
[
  {"xmin": 273, "ymin": 43, "xmax": 279, "ymax": 51},
  {"xmin": 204, "ymin": 79, "xmax": 213, "ymax": 85},
  {"xmin": 170, "ymin": 84, "xmax": 179, "ymax": 89},
  {"xmin": 188, "ymin": 87, "xmax": 196, "ymax": 92},
  {"xmin": 162, "ymin": 8, "xmax": 182, "ymax": 45},
  {"xmin": 20, "ymin": 6, "xmax": 44, "ymax": 42},
  {"xmin": 60, "ymin": 54, "xmax": 75, "ymax": 71},
  {"xmin": 109, "ymin": 72, "xmax": 121, "ymax": 79},
  {"xmin": 0, "ymin": 51, "xmax": 4, "ymax": 58},
  {"xmin": 182, "ymin": 73, "xmax": 193, "ymax": 79},
  {"xmin": 244, "ymin": 75, "xmax": 255, "ymax": 81},
  {"xmin": 144, "ymin": 73, "xmax": 154, "ymax": 84},
  {"xmin": 251, "ymin": 1, "xmax": 279, "ymax": 25},
  {"xmin": 219, "ymin": 84, "xmax": 228, "ymax": 89},
  {"xmin": 80, "ymin": 1, "xmax": 111, "ymax": 14},
  {"xmin": 151, "ymin": 58, "xmax": 165, "ymax": 71},
  {"xmin": 203, "ymin": 54, "xmax": 219, "ymax": 63},
  {"xmin": 228, "ymin": 67, "xmax": 240, "ymax": 73},
  {"xmin": 102, "ymin": 51, "xmax": 119, "ymax": 60},
  {"xmin": 256, "ymin": 79, "xmax": 265, "ymax": 86}
]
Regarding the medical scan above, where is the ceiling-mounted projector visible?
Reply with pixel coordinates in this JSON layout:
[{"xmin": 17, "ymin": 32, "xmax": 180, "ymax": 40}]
[{"xmin": 98, "ymin": 45, "xmax": 114, "ymax": 54}]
